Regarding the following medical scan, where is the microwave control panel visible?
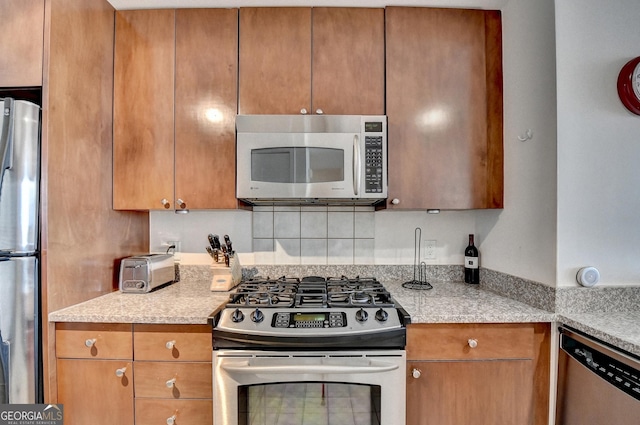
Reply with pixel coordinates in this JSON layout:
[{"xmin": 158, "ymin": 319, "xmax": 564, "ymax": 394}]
[{"xmin": 364, "ymin": 120, "xmax": 385, "ymax": 193}]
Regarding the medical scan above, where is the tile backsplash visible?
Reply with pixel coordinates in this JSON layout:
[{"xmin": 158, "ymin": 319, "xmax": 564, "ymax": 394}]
[
  {"xmin": 149, "ymin": 207, "xmax": 475, "ymax": 266},
  {"xmin": 252, "ymin": 206, "xmax": 375, "ymax": 265}
]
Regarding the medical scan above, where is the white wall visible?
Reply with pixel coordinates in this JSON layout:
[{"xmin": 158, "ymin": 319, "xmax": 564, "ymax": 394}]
[
  {"xmin": 555, "ymin": 0, "xmax": 640, "ymax": 287},
  {"xmin": 477, "ymin": 0, "xmax": 558, "ymax": 287},
  {"xmin": 148, "ymin": 0, "xmax": 561, "ymax": 281}
]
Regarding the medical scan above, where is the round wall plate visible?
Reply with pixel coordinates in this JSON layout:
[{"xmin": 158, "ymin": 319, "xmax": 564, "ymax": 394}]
[{"xmin": 576, "ymin": 267, "xmax": 600, "ymax": 287}]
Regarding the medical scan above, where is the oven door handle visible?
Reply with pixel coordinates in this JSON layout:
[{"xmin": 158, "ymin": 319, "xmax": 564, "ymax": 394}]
[{"xmin": 220, "ymin": 362, "xmax": 399, "ymax": 375}]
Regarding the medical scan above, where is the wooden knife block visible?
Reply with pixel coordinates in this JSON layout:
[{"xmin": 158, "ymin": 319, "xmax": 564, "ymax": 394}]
[{"xmin": 210, "ymin": 256, "xmax": 242, "ymax": 291}]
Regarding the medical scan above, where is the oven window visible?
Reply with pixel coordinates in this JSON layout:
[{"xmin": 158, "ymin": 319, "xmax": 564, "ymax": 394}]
[
  {"xmin": 251, "ymin": 147, "xmax": 344, "ymax": 184},
  {"xmin": 238, "ymin": 382, "xmax": 381, "ymax": 425}
]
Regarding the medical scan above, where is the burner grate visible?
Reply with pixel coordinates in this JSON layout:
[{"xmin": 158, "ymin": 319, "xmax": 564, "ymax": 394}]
[{"xmin": 226, "ymin": 275, "xmax": 395, "ymax": 308}]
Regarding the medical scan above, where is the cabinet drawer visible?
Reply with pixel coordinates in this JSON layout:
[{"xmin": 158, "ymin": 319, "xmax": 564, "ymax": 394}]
[
  {"xmin": 56, "ymin": 323, "xmax": 133, "ymax": 359},
  {"xmin": 133, "ymin": 324, "xmax": 211, "ymax": 361},
  {"xmin": 134, "ymin": 362, "xmax": 212, "ymax": 398},
  {"xmin": 407, "ymin": 323, "xmax": 535, "ymax": 360},
  {"xmin": 135, "ymin": 399, "xmax": 212, "ymax": 425}
]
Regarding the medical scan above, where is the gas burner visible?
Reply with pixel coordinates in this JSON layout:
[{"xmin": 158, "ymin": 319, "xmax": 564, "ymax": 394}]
[{"xmin": 226, "ymin": 275, "xmax": 395, "ymax": 308}]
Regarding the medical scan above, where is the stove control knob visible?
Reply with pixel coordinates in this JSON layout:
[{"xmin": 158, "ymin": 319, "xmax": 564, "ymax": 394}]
[
  {"xmin": 375, "ymin": 308, "xmax": 389, "ymax": 322},
  {"xmin": 231, "ymin": 308, "xmax": 245, "ymax": 323},
  {"xmin": 251, "ymin": 308, "xmax": 264, "ymax": 323},
  {"xmin": 355, "ymin": 308, "xmax": 368, "ymax": 323}
]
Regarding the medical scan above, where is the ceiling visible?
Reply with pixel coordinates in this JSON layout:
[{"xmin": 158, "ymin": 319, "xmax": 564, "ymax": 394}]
[{"xmin": 106, "ymin": 0, "xmax": 508, "ymax": 10}]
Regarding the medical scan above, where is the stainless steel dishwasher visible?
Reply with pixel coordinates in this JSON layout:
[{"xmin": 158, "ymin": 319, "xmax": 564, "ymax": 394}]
[{"xmin": 556, "ymin": 326, "xmax": 640, "ymax": 424}]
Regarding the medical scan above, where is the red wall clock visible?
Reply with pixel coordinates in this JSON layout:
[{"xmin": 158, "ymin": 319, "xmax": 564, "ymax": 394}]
[{"xmin": 617, "ymin": 56, "xmax": 640, "ymax": 115}]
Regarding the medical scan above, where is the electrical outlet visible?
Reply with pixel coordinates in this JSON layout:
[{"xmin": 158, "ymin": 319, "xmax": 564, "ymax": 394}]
[
  {"xmin": 424, "ymin": 240, "xmax": 436, "ymax": 260},
  {"xmin": 163, "ymin": 240, "xmax": 181, "ymax": 253}
]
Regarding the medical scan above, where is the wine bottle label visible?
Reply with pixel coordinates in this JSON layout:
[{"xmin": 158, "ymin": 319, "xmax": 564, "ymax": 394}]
[{"xmin": 464, "ymin": 256, "xmax": 478, "ymax": 269}]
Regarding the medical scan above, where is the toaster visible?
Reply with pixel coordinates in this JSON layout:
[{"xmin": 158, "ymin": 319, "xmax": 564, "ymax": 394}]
[{"xmin": 119, "ymin": 254, "xmax": 175, "ymax": 293}]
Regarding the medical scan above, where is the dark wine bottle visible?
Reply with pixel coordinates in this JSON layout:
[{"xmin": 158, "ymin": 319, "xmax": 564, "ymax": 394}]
[{"xmin": 464, "ymin": 234, "xmax": 479, "ymax": 284}]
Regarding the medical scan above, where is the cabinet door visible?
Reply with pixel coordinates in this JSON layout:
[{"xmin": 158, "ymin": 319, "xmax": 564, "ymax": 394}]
[
  {"xmin": 239, "ymin": 7, "xmax": 312, "ymax": 115},
  {"xmin": 56, "ymin": 323, "xmax": 133, "ymax": 359},
  {"xmin": 133, "ymin": 324, "xmax": 212, "ymax": 361},
  {"xmin": 113, "ymin": 10, "xmax": 175, "ymax": 210},
  {"xmin": 135, "ymin": 399, "xmax": 212, "ymax": 425},
  {"xmin": 407, "ymin": 359, "xmax": 533, "ymax": 425},
  {"xmin": 0, "ymin": 0, "xmax": 44, "ymax": 87},
  {"xmin": 57, "ymin": 359, "xmax": 134, "ymax": 425},
  {"xmin": 386, "ymin": 8, "xmax": 503, "ymax": 210},
  {"xmin": 134, "ymin": 362, "xmax": 212, "ymax": 399},
  {"xmin": 175, "ymin": 9, "xmax": 238, "ymax": 209},
  {"xmin": 312, "ymin": 8, "xmax": 384, "ymax": 115}
]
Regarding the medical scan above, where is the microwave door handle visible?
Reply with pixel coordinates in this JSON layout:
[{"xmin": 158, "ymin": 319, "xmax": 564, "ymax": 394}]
[
  {"xmin": 0, "ymin": 98, "xmax": 15, "ymax": 196},
  {"xmin": 353, "ymin": 134, "xmax": 360, "ymax": 196}
]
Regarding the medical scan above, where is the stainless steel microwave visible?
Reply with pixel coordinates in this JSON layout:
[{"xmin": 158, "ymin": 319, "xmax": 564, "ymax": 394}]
[{"xmin": 236, "ymin": 115, "xmax": 387, "ymax": 206}]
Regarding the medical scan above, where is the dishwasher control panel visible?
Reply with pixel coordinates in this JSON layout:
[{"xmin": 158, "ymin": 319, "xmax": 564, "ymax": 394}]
[{"xmin": 562, "ymin": 333, "xmax": 640, "ymax": 400}]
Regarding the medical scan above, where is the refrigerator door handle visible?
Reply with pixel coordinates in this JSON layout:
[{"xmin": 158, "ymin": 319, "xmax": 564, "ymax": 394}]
[
  {"xmin": 0, "ymin": 97, "xmax": 15, "ymax": 193},
  {"xmin": 0, "ymin": 332, "xmax": 9, "ymax": 404}
]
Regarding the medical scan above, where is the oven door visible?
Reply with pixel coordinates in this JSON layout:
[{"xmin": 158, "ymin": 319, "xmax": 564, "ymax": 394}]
[{"xmin": 213, "ymin": 349, "xmax": 406, "ymax": 425}]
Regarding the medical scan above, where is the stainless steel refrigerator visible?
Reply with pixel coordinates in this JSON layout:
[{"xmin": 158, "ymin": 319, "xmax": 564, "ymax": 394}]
[{"xmin": 0, "ymin": 97, "xmax": 41, "ymax": 404}]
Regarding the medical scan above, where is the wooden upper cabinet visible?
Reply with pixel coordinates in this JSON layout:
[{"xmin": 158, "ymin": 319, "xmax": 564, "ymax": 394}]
[
  {"xmin": 239, "ymin": 7, "xmax": 311, "ymax": 115},
  {"xmin": 174, "ymin": 8, "xmax": 239, "ymax": 210},
  {"xmin": 0, "ymin": 0, "xmax": 44, "ymax": 87},
  {"xmin": 239, "ymin": 7, "xmax": 384, "ymax": 115},
  {"xmin": 114, "ymin": 9, "xmax": 239, "ymax": 210},
  {"xmin": 311, "ymin": 8, "xmax": 384, "ymax": 115},
  {"xmin": 386, "ymin": 7, "xmax": 503, "ymax": 210},
  {"xmin": 114, "ymin": 10, "xmax": 175, "ymax": 211}
]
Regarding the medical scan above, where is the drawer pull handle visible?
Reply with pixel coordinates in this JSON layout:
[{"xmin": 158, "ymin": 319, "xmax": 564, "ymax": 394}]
[
  {"xmin": 468, "ymin": 338, "xmax": 478, "ymax": 348},
  {"xmin": 115, "ymin": 367, "xmax": 127, "ymax": 377},
  {"xmin": 85, "ymin": 339, "xmax": 96, "ymax": 347},
  {"xmin": 166, "ymin": 413, "xmax": 177, "ymax": 425},
  {"xmin": 166, "ymin": 377, "xmax": 177, "ymax": 388},
  {"xmin": 166, "ymin": 340, "xmax": 176, "ymax": 350},
  {"xmin": 411, "ymin": 368, "xmax": 422, "ymax": 379}
]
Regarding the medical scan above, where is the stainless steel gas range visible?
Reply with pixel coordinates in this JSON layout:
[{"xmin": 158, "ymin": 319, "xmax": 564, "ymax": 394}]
[{"xmin": 212, "ymin": 276, "xmax": 410, "ymax": 425}]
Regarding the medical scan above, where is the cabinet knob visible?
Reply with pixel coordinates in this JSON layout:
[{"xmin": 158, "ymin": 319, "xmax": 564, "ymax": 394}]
[
  {"xmin": 166, "ymin": 377, "xmax": 177, "ymax": 388},
  {"xmin": 300, "ymin": 108, "xmax": 308, "ymax": 115},
  {"xmin": 411, "ymin": 368, "xmax": 422, "ymax": 379},
  {"xmin": 315, "ymin": 108, "xmax": 324, "ymax": 115},
  {"xmin": 161, "ymin": 198, "xmax": 171, "ymax": 209},
  {"xmin": 166, "ymin": 340, "xmax": 176, "ymax": 350},
  {"xmin": 115, "ymin": 367, "xmax": 127, "ymax": 377},
  {"xmin": 391, "ymin": 198, "xmax": 400, "ymax": 205},
  {"xmin": 85, "ymin": 338, "xmax": 96, "ymax": 347},
  {"xmin": 176, "ymin": 199, "xmax": 186, "ymax": 209},
  {"xmin": 166, "ymin": 414, "xmax": 177, "ymax": 425},
  {"xmin": 468, "ymin": 338, "xmax": 478, "ymax": 348}
]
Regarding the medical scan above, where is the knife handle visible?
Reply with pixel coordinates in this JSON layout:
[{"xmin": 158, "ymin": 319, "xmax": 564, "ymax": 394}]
[{"xmin": 224, "ymin": 234, "xmax": 232, "ymax": 252}]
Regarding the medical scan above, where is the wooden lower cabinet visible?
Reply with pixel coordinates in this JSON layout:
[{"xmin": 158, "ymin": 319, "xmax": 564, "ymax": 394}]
[
  {"xmin": 135, "ymin": 399, "xmax": 212, "ymax": 425},
  {"xmin": 407, "ymin": 359, "xmax": 533, "ymax": 425},
  {"xmin": 133, "ymin": 324, "xmax": 213, "ymax": 425},
  {"xmin": 406, "ymin": 323, "xmax": 550, "ymax": 425},
  {"xmin": 55, "ymin": 323, "xmax": 213, "ymax": 425},
  {"xmin": 57, "ymin": 359, "xmax": 134, "ymax": 425},
  {"xmin": 55, "ymin": 323, "xmax": 134, "ymax": 425}
]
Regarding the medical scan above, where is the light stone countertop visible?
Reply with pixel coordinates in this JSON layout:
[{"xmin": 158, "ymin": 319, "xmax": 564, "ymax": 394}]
[
  {"xmin": 48, "ymin": 276, "xmax": 554, "ymax": 325},
  {"xmin": 48, "ymin": 270, "xmax": 639, "ymax": 358},
  {"xmin": 48, "ymin": 276, "xmax": 230, "ymax": 325},
  {"xmin": 386, "ymin": 280, "xmax": 554, "ymax": 324},
  {"xmin": 557, "ymin": 312, "xmax": 640, "ymax": 357}
]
